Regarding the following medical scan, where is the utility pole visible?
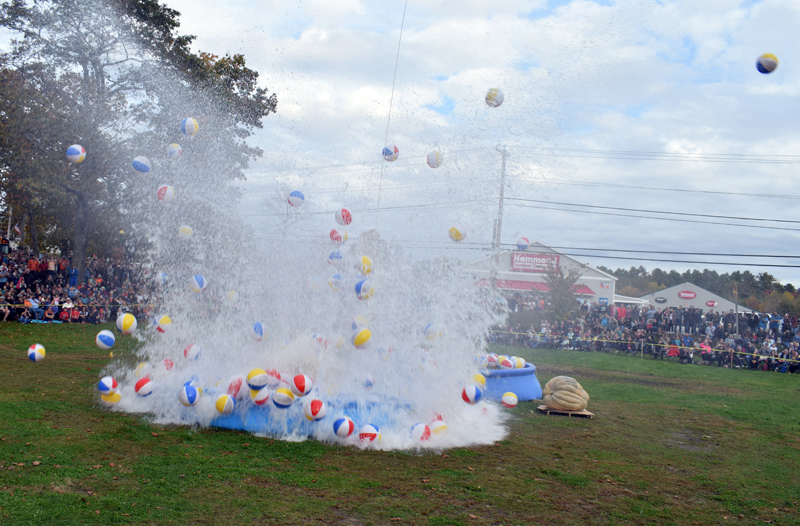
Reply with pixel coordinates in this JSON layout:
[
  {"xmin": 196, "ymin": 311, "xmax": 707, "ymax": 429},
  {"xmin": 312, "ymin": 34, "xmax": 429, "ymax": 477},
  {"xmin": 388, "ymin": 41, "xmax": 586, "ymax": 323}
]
[{"xmin": 491, "ymin": 147, "xmax": 507, "ymax": 289}]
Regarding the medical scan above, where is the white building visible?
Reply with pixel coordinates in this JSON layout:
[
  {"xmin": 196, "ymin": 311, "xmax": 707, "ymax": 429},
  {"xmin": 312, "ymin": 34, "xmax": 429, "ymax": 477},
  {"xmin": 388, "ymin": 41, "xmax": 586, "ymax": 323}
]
[{"xmin": 464, "ymin": 241, "xmax": 641, "ymax": 305}]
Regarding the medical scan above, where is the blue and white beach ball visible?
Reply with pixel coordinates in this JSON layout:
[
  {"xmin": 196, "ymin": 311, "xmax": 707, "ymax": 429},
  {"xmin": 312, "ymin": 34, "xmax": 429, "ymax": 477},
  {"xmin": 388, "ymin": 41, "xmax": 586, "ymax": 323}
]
[
  {"xmin": 411, "ymin": 423, "xmax": 431, "ymax": 441},
  {"xmin": 334, "ymin": 416, "xmax": 355, "ymax": 438},
  {"xmin": 181, "ymin": 117, "xmax": 199, "ymax": 137},
  {"xmin": 247, "ymin": 368, "xmax": 269, "ymax": 390},
  {"xmin": 66, "ymin": 144, "xmax": 85, "ymax": 164},
  {"xmin": 272, "ymin": 387, "xmax": 295, "ymax": 409},
  {"xmin": 427, "ymin": 150, "xmax": 443, "ymax": 168},
  {"xmin": 502, "ymin": 392, "xmax": 519, "ymax": 408},
  {"xmin": 134, "ymin": 377, "xmax": 153, "ymax": 397},
  {"xmin": 250, "ymin": 388, "xmax": 270, "ymax": 406},
  {"xmin": 183, "ymin": 343, "xmax": 202, "ymax": 361},
  {"xmin": 485, "ymin": 88, "xmax": 504, "ymax": 108},
  {"xmin": 189, "ymin": 274, "xmax": 207, "ymax": 293},
  {"xmin": 328, "ymin": 251, "xmax": 344, "ymax": 267},
  {"xmin": 289, "ymin": 374, "xmax": 313, "ymax": 397},
  {"xmin": 28, "ymin": 343, "xmax": 46, "ymax": 362},
  {"xmin": 288, "ymin": 190, "xmax": 305, "ymax": 206},
  {"xmin": 335, "ymin": 208, "xmax": 352, "ymax": 226},
  {"xmin": 756, "ymin": 53, "xmax": 778, "ymax": 74},
  {"xmin": 167, "ymin": 143, "xmax": 182, "ymax": 158},
  {"xmin": 461, "ymin": 385, "xmax": 482, "ymax": 404},
  {"xmin": 382, "ymin": 145, "xmax": 399, "ymax": 162},
  {"xmin": 328, "ymin": 273, "xmax": 342, "ymax": 291},
  {"xmin": 352, "ymin": 327, "xmax": 372, "ymax": 348},
  {"xmin": 355, "ymin": 279, "xmax": 373, "ymax": 300},
  {"xmin": 179, "ymin": 384, "xmax": 201, "ymax": 406},
  {"xmin": 95, "ymin": 330, "xmax": 115, "ymax": 350},
  {"xmin": 252, "ymin": 322, "xmax": 264, "ymax": 341},
  {"xmin": 116, "ymin": 313, "xmax": 137, "ymax": 335},
  {"xmin": 98, "ymin": 376, "xmax": 118, "ymax": 395},
  {"xmin": 155, "ymin": 271, "xmax": 168, "ymax": 285},
  {"xmin": 131, "ymin": 156, "xmax": 151, "ymax": 173},
  {"xmin": 424, "ymin": 323, "xmax": 440, "ymax": 340},
  {"xmin": 516, "ymin": 237, "xmax": 529, "ymax": 250},
  {"xmin": 356, "ymin": 255, "xmax": 372, "ymax": 275}
]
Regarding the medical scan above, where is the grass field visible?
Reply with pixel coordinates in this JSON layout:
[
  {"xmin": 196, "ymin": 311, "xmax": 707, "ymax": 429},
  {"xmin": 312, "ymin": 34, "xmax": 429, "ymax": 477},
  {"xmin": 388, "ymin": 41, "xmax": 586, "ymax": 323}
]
[{"xmin": 1, "ymin": 324, "xmax": 798, "ymax": 525}]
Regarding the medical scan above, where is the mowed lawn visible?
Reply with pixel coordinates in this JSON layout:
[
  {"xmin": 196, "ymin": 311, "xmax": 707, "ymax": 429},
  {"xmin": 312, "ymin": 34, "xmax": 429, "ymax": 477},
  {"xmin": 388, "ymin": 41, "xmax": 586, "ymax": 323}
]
[{"xmin": 1, "ymin": 324, "xmax": 798, "ymax": 526}]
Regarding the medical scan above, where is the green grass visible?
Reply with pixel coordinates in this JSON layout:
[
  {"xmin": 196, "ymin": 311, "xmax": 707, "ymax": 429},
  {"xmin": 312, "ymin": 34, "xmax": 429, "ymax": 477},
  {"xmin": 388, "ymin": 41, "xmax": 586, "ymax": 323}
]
[{"xmin": 1, "ymin": 326, "xmax": 799, "ymax": 525}]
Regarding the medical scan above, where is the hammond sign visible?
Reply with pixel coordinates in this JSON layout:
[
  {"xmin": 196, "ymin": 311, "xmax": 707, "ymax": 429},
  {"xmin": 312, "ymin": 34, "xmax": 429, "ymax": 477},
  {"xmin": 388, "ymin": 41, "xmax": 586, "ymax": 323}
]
[{"xmin": 510, "ymin": 252, "xmax": 559, "ymax": 273}]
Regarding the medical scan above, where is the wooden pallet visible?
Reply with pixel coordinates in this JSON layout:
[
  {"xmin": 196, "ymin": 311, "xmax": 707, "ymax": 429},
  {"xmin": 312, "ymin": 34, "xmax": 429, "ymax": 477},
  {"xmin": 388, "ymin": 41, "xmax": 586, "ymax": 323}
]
[{"xmin": 537, "ymin": 404, "xmax": 594, "ymax": 419}]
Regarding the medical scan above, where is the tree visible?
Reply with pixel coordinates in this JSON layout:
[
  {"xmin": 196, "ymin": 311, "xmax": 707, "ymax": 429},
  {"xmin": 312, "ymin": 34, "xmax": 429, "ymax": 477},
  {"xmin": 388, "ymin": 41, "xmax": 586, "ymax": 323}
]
[
  {"xmin": 0, "ymin": 0, "xmax": 276, "ymax": 279},
  {"xmin": 544, "ymin": 265, "xmax": 584, "ymax": 321}
]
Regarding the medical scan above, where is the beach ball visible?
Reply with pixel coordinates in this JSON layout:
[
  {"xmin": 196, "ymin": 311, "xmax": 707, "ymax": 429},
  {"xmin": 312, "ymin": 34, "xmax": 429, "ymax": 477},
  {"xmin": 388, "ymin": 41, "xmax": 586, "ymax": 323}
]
[
  {"xmin": 98, "ymin": 376, "xmax": 118, "ymax": 395},
  {"xmin": 358, "ymin": 423, "xmax": 380, "ymax": 442},
  {"xmin": 486, "ymin": 353, "xmax": 499, "ymax": 367},
  {"xmin": 363, "ymin": 373, "xmax": 375, "ymax": 389},
  {"xmin": 131, "ymin": 156, "xmax": 151, "ymax": 173},
  {"xmin": 154, "ymin": 314, "xmax": 172, "ymax": 333},
  {"xmin": 167, "ymin": 143, "xmax": 182, "ymax": 158},
  {"xmin": 304, "ymin": 398, "xmax": 326, "ymax": 421},
  {"xmin": 473, "ymin": 373, "xmax": 486, "ymax": 388},
  {"xmin": 516, "ymin": 237, "xmax": 529, "ymax": 250},
  {"xmin": 330, "ymin": 229, "xmax": 348, "ymax": 245},
  {"xmin": 178, "ymin": 384, "xmax": 200, "ymax": 406},
  {"xmin": 250, "ymin": 388, "xmax": 270, "ymax": 406},
  {"xmin": 101, "ymin": 392, "xmax": 122, "ymax": 405},
  {"xmin": 411, "ymin": 423, "xmax": 431, "ymax": 441},
  {"xmin": 427, "ymin": 150, "xmax": 443, "ymax": 168},
  {"xmin": 252, "ymin": 322, "xmax": 264, "ymax": 341},
  {"xmin": 289, "ymin": 374, "xmax": 313, "ymax": 397},
  {"xmin": 215, "ymin": 394, "xmax": 236, "ymax": 415},
  {"xmin": 181, "ymin": 117, "xmax": 199, "ymax": 137},
  {"xmin": 116, "ymin": 313, "xmax": 137, "ymax": 335},
  {"xmin": 449, "ymin": 224, "xmax": 466, "ymax": 242},
  {"xmin": 485, "ymin": 88, "xmax": 504, "ymax": 108},
  {"xmin": 27, "ymin": 343, "xmax": 45, "ymax": 363},
  {"xmin": 328, "ymin": 251, "xmax": 344, "ymax": 267},
  {"xmin": 287, "ymin": 190, "xmax": 304, "ymax": 206},
  {"xmin": 334, "ymin": 416, "xmax": 355, "ymax": 438},
  {"xmin": 134, "ymin": 377, "xmax": 153, "ymax": 397},
  {"xmin": 351, "ymin": 316, "xmax": 369, "ymax": 331},
  {"xmin": 499, "ymin": 357, "xmax": 514, "ymax": 369},
  {"xmin": 352, "ymin": 327, "xmax": 372, "ymax": 348},
  {"xmin": 157, "ymin": 185, "xmax": 175, "ymax": 203},
  {"xmin": 227, "ymin": 376, "xmax": 244, "ymax": 398},
  {"xmin": 164, "ymin": 359, "xmax": 174, "ymax": 371},
  {"xmin": 183, "ymin": 343, "xmax": 202, "ymax": 361},
  {"xmin": 502, "ymin": 392, "xmax": 519, "ymax": 408},
  {"xmin": 757, "ymin": 53, "xmax": 778, "ymax": 74},
  {"xmin": 335, "ymin": 208, "xmax": 352, "ymax": 226},
  {"xmin": 462, "ymin": 385, "xmax": 482, "ymax": 404},
  {"xmin": 272, "ymin": 387, "xmax": 295, "ymax": 409},
  {"xmin": 155, "ymin": 271, "xmax": 168, "ymax": 285},
  {"xmin": 513, "ymin": 357, "xmax": 526, "ymax": 369},
  {"xmin": 355, "ymin": 279, "xmax": 374, "ymax": 300},
  {"xmin": 424, "ymin": 323, "xmax": 440, "ymax": 340},
  {"xmin": 328, "ymin": 273, "xmax": 342, "ymax": 291},
  {"xmin": 95, "ymin": 330, "xmax": 115, "ymax": 350},
  {"xmin": 189, "ymin": 274, "xmax": 207, "ymax": 293},
  {"xmin": 247, "ymin": 368, "xmax": 269, "ymax": 390},
  {"xmin": 382, "ymin": 145, "xmax": 399, "ymax": 162},
  {"xmin": 226, "ymin": 290, "xmax": 238, "ymax": 303},
  {"xmin": 178, "ymin": 225, "xmax": 193, "ymax": 239},
  {"xmin": 263, "ymin": 369, "xmax": 282, "ymax": 388},
  {"xmin": 430, "ymin": 419, "xmax": 448, "ymax": 435},
  {"xmin": 356, "ymin": 255, "xmax": 373, "ymax": 275},
  {"xmin": 66, "ymin": 144, "xmax": 85, "ymax": 163}
]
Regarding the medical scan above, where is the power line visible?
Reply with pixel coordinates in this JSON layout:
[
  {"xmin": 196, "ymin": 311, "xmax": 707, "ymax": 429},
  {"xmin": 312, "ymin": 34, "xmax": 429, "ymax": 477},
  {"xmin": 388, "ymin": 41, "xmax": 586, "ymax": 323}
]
[
  {"xmin": 505, "ymin": 197, "xmax": 800, "ymax": 225},
  {"xmin": 504, "ymin": 202, "xmax": 800, "ymax": 233}
]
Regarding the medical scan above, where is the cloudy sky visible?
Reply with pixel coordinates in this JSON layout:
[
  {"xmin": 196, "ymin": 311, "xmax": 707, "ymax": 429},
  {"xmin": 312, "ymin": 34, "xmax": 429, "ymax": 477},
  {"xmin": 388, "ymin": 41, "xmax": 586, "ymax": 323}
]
[{"xmin": 162, "ymin": 0, "xmax": 800, "ymax": 284}]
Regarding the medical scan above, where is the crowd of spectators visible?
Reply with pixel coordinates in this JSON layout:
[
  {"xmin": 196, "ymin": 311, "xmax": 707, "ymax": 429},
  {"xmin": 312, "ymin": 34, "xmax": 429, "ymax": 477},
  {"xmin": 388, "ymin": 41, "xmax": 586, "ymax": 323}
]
[
  {"xmin": 0, "ymin": 248, "xmax": 156, "ymax": 325},
  {"xmin": 492, "ymin": 299, "xmax": 800, "ymax": 374}
]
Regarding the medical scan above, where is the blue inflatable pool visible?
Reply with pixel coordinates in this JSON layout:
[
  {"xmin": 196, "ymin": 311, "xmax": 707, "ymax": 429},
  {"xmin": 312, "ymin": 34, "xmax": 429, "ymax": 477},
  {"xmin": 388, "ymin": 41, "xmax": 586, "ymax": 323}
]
[{"xmin": 481, "ymin": 363, "xmax": 542, "ymax": 402}]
